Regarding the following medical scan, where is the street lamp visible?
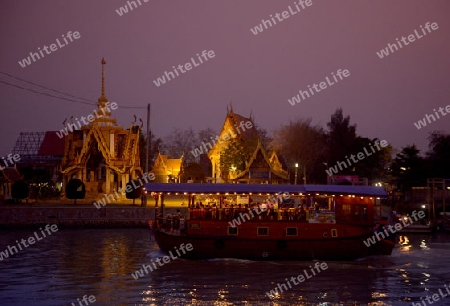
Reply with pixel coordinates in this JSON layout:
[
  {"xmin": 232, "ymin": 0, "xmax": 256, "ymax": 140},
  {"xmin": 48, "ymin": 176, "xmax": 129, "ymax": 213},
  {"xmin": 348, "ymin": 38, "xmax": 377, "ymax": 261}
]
[
  {"xmin": 303, "ymin": 166, "xmax": 306, "ymax": 185},
  {"xmin": 295, "ymin": 163, "xmax": 298, "ymax": 185}
]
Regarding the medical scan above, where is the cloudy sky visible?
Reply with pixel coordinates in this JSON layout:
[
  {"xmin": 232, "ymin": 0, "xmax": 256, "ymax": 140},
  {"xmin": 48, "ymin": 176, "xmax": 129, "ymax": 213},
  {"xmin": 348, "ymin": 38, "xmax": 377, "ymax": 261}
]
[{"xmin": 1, "ymin": 0, "xmax": 449, "ymax": 158}]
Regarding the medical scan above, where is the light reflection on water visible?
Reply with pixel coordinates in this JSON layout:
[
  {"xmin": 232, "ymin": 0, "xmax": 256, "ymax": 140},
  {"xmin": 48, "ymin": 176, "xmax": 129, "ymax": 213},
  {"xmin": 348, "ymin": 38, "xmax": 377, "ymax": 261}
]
[{"xmin": 0, "ymin": 229, "xmax": 449, "ymax": 305}]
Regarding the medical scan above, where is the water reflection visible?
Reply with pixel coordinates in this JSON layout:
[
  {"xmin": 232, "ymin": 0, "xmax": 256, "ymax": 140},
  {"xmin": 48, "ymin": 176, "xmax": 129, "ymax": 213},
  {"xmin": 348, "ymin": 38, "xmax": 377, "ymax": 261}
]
[
  {"xmin": 1, "ymin": 229, "xmax": 450, "ymax": 305},
  {"xmin": 398, "ymin": 235, "xmax": 412, "ymax": 252},
  {"xmin": 419, "ymin": 239, "xmax": 429, "ymax": 250}
]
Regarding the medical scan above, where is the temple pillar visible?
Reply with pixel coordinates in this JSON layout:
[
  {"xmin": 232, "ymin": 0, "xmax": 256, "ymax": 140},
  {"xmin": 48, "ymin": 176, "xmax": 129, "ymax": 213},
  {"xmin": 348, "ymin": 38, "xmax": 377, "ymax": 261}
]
[
  {"xmin": 122, "ymin": 173, "xmax": 129, "ymax": 192},
  {"xmin": 211, "ymin": 158, "xmax": 216, "ymax": 182},
  {"xmin": 106, "ymin": 168, "xmax": 111, "ymax": 194}
]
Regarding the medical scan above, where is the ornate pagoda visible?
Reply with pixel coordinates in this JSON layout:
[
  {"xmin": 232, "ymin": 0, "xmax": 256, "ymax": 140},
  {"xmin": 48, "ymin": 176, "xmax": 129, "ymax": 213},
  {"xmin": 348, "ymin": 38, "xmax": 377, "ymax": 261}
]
[{"xmin": 59, "ymin": 58, "xmax": 142, "ymax": 198}]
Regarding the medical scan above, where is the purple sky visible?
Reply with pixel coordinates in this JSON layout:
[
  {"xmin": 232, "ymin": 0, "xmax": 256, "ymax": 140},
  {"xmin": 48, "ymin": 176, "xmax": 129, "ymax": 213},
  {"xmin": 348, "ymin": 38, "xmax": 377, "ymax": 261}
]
[{"xmin": 1, "ymin": 0, "xmax": 449, "ymax": 158}]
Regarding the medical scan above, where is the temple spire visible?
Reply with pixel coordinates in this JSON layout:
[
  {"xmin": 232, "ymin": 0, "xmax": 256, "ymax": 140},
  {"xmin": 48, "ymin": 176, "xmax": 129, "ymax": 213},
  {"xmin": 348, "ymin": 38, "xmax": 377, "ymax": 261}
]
[
  {"xmin": 98, "ymin": 58, "xmax": 108, "ymax": 104},
  {"xmin": 93, "ymin": 57, "xmax": 116, "ymax": 127},
  {"xmin": 101, "ymin": 58, "xmax": 105, "ymax": 98}
]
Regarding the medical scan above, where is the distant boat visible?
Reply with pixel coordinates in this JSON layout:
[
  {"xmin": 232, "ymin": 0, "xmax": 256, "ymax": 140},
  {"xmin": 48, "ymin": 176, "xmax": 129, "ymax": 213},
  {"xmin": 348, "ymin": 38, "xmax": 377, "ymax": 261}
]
[
  {"xmin": 147, "ymin": 183, "xmax": 395, "ymax": 260},
  {"xmin": 399, "ymin": 224, "xmax": 433, "ymax": 233},
  {"xmin": 398, "ymin": 215, "xmax": 434, "ymax": 233}
]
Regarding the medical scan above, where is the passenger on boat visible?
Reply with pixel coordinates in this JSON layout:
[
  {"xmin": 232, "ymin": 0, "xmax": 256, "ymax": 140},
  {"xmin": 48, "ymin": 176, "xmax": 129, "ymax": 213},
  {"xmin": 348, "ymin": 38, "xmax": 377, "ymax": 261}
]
[
  {"xmin": 245, "ymin": 204, "xmax": 252, "ymax": 219},
  {"xmin": 314, "ymin": 201, "xmax": 320, "ymax": 211},
  {"xmin": 235, "ymin": 204, "xmax": 242, "ymax": 219},
  {"xmin": 165, "ymin": 214, "xmax": 173, "ymax": 231},
  {"xmin": 249, "ymin": 203, "xmax": 258, "ymax": 219},
  {"xmin": 205, "ymin": 205, "xmax": 212, "ymax": 219},
  {"xmin": 285, "ymin": 208, "xmax": 290, "ymax": 220},
  {"xmin": 173, "ymin": 210, "xmax": 181, "ymax": 232},
  {"xmin": 224, "ymin": 206, "xmax": 229, "ymax": 218},
  {"xmin": 198, "ymin": 203, "xmax": 206, "ymax": 218},
  {"xmin": 288, "ymin": 207, "xmax": 296, "ymax": 220},
  {"xmin": 267, "ymin": 201, "xmax": 273, "ymax": 219},
  {"xmin": 261, "ymin": 201, "xmax": 268, "ymax": 219},
  {"xmin": 211, "ymin": 204, "xmax": 217, "ymax": 219},
  {"xmin": 299, "ymin": 205, "xmax": 306, "ymax": 221},
  {"xmin": 230, "ymin": 205, "xmax": 235, "ymax": 220}
]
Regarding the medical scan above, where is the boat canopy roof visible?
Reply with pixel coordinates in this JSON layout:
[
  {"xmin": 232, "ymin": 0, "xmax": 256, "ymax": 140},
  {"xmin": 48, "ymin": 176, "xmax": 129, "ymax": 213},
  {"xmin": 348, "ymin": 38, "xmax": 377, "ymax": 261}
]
[{"xmin": 144, "ymin": 183, "xmax": 387, "ymax": 198}]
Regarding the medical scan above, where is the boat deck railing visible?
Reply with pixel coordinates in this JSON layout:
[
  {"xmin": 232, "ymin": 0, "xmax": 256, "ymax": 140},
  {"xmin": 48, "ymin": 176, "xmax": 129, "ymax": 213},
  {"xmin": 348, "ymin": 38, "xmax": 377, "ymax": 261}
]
[
  {"xmin": 154, "ymin": 215, "xmax": 187, "ymax": 235},
  {"xmin": 153, "ymin": 207, "xmax": 373, "ymax": 234},
  {"xmin": 188, "ymin": 207, "xmax": 336, "ymax": 223}
]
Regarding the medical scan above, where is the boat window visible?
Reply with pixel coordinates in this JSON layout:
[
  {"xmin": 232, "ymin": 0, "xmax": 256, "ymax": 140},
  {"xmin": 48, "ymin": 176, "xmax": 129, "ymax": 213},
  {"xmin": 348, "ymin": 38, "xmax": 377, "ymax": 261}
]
[
  {"xmin": 343, "ymin": 205, "xmax": 351, "ymax": 217},
  {"xmin": 286, "ymin": 227, "xmax": 297, "ymax": 236},
  {"xmin": 189, "ymin": 223, "xmax": 201, "ymax": 229},
  {"xmin": 331, "ymin": 229, "xmax": 338, "ymax": 237},
  {"xmin": 353, "ymin": 205, "xmax": 368, "ymax": 221},
  {"xmin": 227, "ymin": 227, "xmax": 238, "ymax": 235},
  {"xmin": 257, "ymin": 227, "xmax": 269, "ymax": 236}
]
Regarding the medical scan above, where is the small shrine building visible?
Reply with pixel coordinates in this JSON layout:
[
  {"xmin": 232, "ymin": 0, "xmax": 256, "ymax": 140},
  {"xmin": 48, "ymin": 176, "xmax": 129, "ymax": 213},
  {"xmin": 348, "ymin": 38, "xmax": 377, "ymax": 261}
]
[{"xmin": 59, "ymin": 59, "xmax": 142, "ymax": 197}]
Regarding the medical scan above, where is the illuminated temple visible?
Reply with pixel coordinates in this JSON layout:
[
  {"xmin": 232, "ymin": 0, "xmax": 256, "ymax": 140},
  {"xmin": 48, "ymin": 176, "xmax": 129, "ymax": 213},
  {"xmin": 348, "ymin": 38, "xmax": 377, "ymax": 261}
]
[
  {"xmin": 208, "ymin": 107, "xmax": 289, "ymax": 184},
  {"xmin": 59, "ymin": 59, "xmax": 142, "ymax": 197}
]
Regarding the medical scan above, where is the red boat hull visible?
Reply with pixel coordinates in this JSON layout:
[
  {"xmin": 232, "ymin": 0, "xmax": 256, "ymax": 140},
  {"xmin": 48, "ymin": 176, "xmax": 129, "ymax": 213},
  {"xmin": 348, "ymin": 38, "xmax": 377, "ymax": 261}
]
[{"xmin": 152, "ymin": 220, "xmax": 395, "ymax": 260}]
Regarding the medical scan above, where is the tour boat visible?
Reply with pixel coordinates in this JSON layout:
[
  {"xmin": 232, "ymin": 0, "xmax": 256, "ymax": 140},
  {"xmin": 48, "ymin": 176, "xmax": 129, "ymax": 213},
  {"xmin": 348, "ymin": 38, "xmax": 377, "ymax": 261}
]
[{"xmin": 146, "ymin": 183, "xmax": 395, "ymax": 260}]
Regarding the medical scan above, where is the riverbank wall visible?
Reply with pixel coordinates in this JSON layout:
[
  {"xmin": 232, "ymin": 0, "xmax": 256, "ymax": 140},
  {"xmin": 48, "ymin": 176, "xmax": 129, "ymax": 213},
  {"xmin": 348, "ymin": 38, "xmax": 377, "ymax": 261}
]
[{"xmin": 0, "ymin": 205, "xmax": 158, "ymax": 228}]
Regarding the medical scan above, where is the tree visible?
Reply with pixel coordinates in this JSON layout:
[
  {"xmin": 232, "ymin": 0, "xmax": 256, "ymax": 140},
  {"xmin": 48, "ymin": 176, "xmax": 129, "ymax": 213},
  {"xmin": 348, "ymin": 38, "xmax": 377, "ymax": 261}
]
[
  {"xmin": 181, "ymin": 162, "xmax": 206, "ymax": 183},
  {"xmin": 197, "ymin": 128, "xmax": 217, "ymax": 145},
  {"xmin": 139, "ymin": 132, "xmax": 163, "ymax": 172},
  {"xmin": 350, "ymin": 137, "xmax": 393, "ymax": 181},
  {"xmin": 11, "ymin": 180, "xmax": 29, "ymax": 203},
  {"xmin": 162, "ymin": 127, "xmax": 197, "ymax": 164},
  {"xmin": 391, "ymin": 144, "xmax": 426, "ymax": 192},
  {"xmin": 18, "ymin": 167, "xmax": 50, "ymax": 184},
  {"xmin": 126, "ymin": 180, "xmax": 142, "ymax": 205},
  {"xmin": 65, "ymin": 178, "xmax": 86, "ymax": 204},
  {"xmin": 426, "ymin": 131, "xmax": 450, "ymax": 178},
  {"xmin": 220, "ymin": 135, "xmax": 259, "ymax": 178},
  {"xmin": 256, "ymin": 126, "xmax": 272, "ymax": 146},
  {"xmin": 271, "ymin": 118, "xmax": 328, "ymax": 184},
  {"xmin": 326, "ymin": 108, "xmax": 357, "ymax": 167}
]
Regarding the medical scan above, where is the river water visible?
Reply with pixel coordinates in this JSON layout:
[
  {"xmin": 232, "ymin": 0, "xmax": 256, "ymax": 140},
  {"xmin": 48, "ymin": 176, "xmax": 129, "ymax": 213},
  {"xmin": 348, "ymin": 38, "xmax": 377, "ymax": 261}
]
[{"xmin": 0, "ymin": 228, "xmax": 449, "ymax": 306}]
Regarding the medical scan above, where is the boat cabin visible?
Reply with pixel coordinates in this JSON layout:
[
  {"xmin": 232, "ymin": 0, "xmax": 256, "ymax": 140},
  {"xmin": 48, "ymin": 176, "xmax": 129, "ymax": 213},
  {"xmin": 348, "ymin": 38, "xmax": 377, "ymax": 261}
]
[{"xmin": 146, "ymin": 183, "xmax": 385, "ymax": 232}]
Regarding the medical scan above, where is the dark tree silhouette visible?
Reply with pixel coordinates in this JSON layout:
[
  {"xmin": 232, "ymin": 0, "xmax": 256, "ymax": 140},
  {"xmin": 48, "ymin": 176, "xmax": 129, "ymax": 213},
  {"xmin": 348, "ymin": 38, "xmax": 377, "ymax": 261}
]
[
  {"xmin": 181, "ymin": 162, "xmax": 206, "ymax": 183},
  {"xmin": 65, "ymin": 178, "xmax": 86, "ymax": 204},
  {"xmin": 11, "ymin": 180, "xmax": 29, "ymax": 203},
  {"xmin": 271, "ymin": 118, "xmax": 328, "ymax": 184},
  {"xmin": 126, "ymin": 180, "xmax": 142, "ymax": 205},
  {"xmin": 326, "ymin": 108, "xmax": 357, "ymax": 167},
  {"xmin": 427, "ymin": 131, "xmax": 450, "ymax": 178},
  {"xmin": 391, "ymin": 144, "xmax": 426, "ymax": 192}
]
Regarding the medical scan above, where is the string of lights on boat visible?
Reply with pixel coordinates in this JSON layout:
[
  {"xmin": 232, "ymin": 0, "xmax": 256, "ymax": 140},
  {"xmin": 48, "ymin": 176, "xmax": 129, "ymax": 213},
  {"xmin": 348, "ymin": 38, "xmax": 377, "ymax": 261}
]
[{"xmin": 143, "ymin": 183, "xmax": 386, "ymax": 199}]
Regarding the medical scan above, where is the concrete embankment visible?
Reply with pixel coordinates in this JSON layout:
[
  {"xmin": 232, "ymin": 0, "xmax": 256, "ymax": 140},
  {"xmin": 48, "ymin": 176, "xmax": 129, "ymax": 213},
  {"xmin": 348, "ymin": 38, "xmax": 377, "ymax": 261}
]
[{"xmin": 0, "ymin": 205, "xmax": 159, "ymax": 228}]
